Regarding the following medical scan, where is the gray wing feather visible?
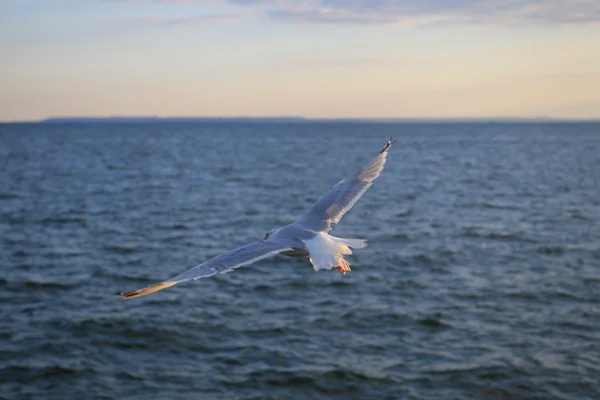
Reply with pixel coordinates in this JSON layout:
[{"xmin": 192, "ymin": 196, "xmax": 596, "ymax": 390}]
[
  {"xmin": 299, "ymin": 138, "xmax": 394, "ymax": 232},
  {"xmin": 165, "ymin": 241, "xmax": 292, "ymax": 283}
]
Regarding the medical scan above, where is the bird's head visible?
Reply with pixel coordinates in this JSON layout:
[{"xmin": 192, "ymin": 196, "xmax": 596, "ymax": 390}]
[{"xmin": 259, "ymin": 228, "xmax": 280, "ymax": 241}]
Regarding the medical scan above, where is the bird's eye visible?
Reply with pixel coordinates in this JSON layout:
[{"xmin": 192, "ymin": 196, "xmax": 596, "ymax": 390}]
[{"xmin": 260, "ymin": 232, "xmax": 270, "ymax": 241}]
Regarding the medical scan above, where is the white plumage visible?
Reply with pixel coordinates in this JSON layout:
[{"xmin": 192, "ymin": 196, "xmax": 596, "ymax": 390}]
[{"xmin": 304, "ymin": 234, "xmax": 367, "ymax": 274}]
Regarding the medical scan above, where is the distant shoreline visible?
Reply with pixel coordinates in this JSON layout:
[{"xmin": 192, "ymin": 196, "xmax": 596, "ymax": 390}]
[{"xmin": 0, "ymin": 116, "xmax": 598, "ymax": 124}]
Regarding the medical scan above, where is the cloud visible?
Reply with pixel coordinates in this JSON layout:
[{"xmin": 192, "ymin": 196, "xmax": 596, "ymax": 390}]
[
  {"xmin": 114, "ymin": 0, "xmax": 600, "ymax": 27},
  {"xmin": 262, "ymin": 0, "xmax": 600, "ymax": 26},
  {"xmin": 281, "ymin": 55, "xmax": 422, "ymax": 68},
  {"xmin": 125, "ymin": 12, "xmax": 248, "ymax": 26},
  {"xmin": 268, "ymin": 10, "xmax": 400, "ymax": 25}
]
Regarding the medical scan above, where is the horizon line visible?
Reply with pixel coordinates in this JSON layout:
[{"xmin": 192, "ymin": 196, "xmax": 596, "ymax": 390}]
[{"xmin": 2, "ymin": 115, "xmax": 600, "ymax": 124}]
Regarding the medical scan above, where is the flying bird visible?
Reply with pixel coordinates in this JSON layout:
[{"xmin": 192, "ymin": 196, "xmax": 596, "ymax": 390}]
[{"xmin": 116, "ymin": 138, "xmax": 395, "ymax": 299}]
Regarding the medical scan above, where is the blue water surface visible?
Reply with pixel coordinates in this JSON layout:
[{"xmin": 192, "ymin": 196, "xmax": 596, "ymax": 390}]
[{"xmin": 1, "ymin": 122, "xmax": 599, "ymax": 399}]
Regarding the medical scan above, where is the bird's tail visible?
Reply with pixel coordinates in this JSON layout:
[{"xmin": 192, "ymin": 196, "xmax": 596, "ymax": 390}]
[
  {"xmin": 304, "ymin": 233, "xmax": 367, "ymax": 273},
  {"xmin": 334, "ymin": 237, "xmax": 368, "ymax": 251}
]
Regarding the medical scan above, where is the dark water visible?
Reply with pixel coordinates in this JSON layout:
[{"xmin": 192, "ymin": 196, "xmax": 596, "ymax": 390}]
[{"xmin": 1, "ymin": 122, "xmax": 599, "ymax": 400}]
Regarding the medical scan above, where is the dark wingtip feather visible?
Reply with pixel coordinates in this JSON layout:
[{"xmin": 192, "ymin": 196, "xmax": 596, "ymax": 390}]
[{"xmin": 380, "ymin": 137, "xmax": 396, "ymax": 154}]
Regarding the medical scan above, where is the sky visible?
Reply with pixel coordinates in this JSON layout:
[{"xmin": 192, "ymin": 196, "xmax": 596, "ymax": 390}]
[{"xmin": 1, "ymin": 0, "xmax": 599, "ymax": 121}]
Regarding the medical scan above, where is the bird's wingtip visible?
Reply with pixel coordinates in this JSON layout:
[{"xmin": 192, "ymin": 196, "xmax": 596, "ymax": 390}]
[
  {"xmin": 380, "ymin": 137, "xmax": 396, "ymax": 154},
  {"xmin": 115, "ymin": 281, "xmax": 178, "ymax": 300}
]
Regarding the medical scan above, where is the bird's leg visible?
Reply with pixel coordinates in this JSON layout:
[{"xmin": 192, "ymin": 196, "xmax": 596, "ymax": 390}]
[
  {"xmin": 333, "ymin": 263, "xmax": 351, "ymax": 275},
  {"xmin": 333, "ymin": 266, "xmax": 347, "ymax": 275},
  {"xmin": 333, "ymin": 257, "xmax": 351, "ymax": 275}
]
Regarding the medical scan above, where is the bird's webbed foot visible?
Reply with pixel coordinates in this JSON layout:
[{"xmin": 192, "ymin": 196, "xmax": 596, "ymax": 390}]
[{"xmin": 333, "ymin": 265, "xmax": 350, "ymax": 275}]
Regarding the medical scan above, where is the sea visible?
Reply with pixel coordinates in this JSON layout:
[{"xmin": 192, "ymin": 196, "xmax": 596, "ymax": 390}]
[{"xmin": 1, "ymin": 121, "xmax": 599, "ymax": 400}]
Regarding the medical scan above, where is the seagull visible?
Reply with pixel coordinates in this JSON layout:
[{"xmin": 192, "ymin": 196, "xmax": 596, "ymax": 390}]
[{"xmin": 116, "ymin": 138, "xmax": 395, "ymax": 299}]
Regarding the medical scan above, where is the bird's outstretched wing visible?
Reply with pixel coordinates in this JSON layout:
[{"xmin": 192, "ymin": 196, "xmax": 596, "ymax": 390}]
[
  {"xmin": 299, "ymin": 138, "xmax": 395, "ymax": 232},
  {"xmin": 116, "ymin": 240, "xmax": 292, "ymax": 299}
]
